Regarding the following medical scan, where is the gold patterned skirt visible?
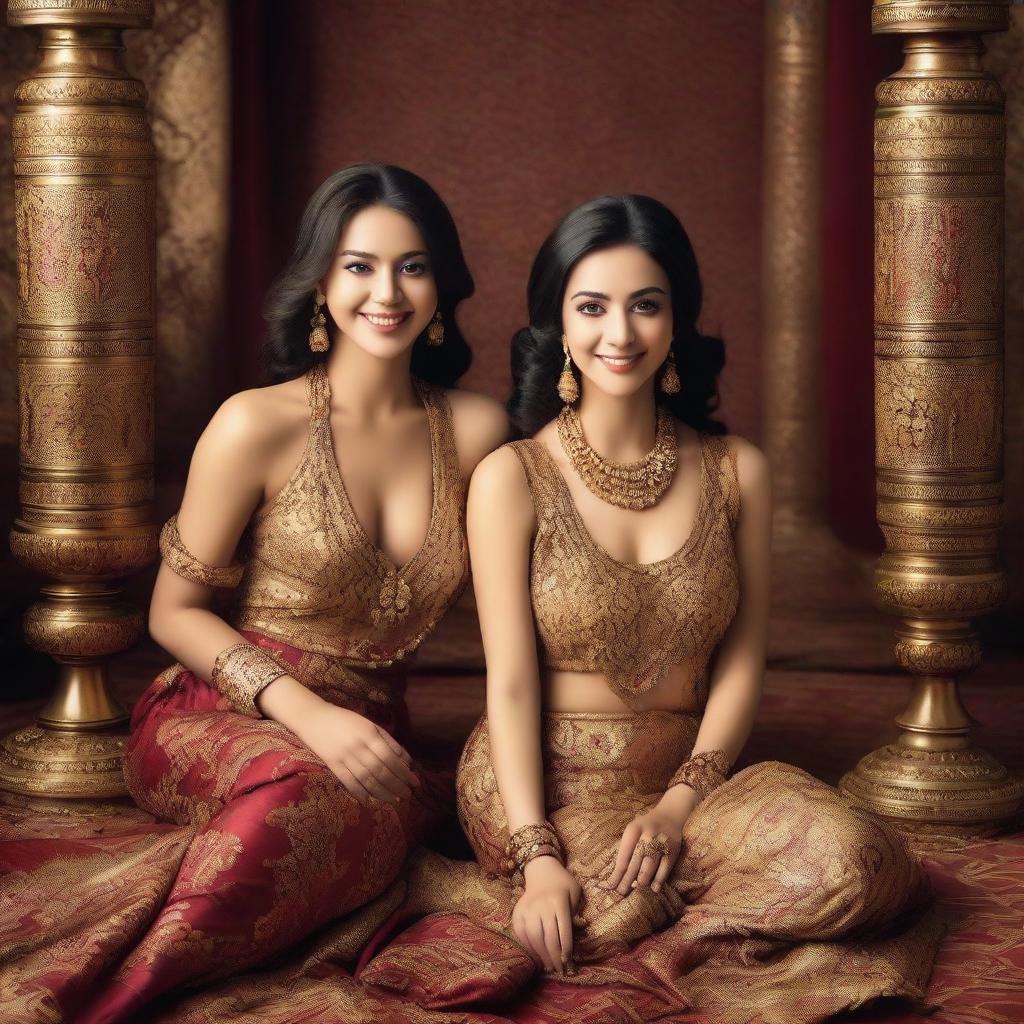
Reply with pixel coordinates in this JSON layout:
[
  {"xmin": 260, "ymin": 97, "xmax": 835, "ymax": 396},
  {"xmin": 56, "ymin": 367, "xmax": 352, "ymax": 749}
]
[{"xmin": 400, "ymin": 708, "xmax": 944, "ymax": 1020}]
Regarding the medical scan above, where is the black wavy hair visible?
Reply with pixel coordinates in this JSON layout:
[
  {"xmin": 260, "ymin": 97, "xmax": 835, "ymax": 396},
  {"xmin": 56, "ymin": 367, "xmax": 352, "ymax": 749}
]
[
  {"xmin": 264, "ymin": 164, "xmax": 474, "ymax": 385},
  {"xmin": 508, "ymin": 194, "xmax": 726, "ymax": 437}
]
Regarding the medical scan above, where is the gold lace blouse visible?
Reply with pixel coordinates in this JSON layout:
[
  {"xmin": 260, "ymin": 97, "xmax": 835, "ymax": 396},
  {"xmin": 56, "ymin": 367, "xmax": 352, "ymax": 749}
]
[
  {"xmin": 508, "ymin": 432, "xmax": 740, "ymax": 710},
  {"xmin": 230, "ymin": 363, "xmax": 469, "ymax": 666}
]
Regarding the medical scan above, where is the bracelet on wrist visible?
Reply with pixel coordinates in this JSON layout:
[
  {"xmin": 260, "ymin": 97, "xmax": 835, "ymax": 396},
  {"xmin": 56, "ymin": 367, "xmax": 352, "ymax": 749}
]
[
  {"xmin": 505, "ymin": 820, "xmax": 564, "ymax": 884},
  {"xmin": 210, "ymin": 641, "xmax": 288, "ymax": 718},
  {"xmin": 667, "ymin": 749, "xmax": 731, "ymax": 802}
]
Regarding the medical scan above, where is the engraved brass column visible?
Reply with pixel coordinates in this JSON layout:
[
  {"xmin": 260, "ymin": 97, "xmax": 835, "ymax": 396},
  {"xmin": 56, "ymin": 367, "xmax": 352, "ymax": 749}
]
[
  {"xmin": 1, "ymin": 0, "xmax": 157, "ymax": 799},
  {"xmin": 840, "ymin": 0, "xmax": 1024, "ymax": 833}
]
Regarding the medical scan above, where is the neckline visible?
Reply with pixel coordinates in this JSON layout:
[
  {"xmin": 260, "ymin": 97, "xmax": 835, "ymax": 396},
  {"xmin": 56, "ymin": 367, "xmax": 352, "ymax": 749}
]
[
  {"xmin": 527, "ymin": 428, "xmax": 709, "ymax": 571},
  {"xmin": 315, "ymin": 363, "xmax": 442, "ymax": 578}
]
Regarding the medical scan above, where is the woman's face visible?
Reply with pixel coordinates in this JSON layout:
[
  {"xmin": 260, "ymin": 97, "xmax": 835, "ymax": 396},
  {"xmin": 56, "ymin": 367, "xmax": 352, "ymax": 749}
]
[
  {"xmin": 560, "ymin": 244, "xmax": 673, "ymax": 400},
  {"xmin": 320, "ymin": 204, "xmax": 439, "ymax": 360}
]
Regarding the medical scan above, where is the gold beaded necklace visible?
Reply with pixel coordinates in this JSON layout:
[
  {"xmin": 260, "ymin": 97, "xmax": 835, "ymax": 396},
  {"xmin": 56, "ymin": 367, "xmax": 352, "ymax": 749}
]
[{"xmin": 556, "ymin": 403, "xmax": 678, "ymax": 510}]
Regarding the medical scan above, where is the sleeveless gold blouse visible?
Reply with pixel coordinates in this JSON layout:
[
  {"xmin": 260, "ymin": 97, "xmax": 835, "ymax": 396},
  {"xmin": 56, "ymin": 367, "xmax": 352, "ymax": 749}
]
[
  {"xmin": 508, "ymin": 432, "xmax": 740, "ymax": 709},
  {"xmin": 230, "ymin": 363, "xmax": 469, "ymax": 667}
]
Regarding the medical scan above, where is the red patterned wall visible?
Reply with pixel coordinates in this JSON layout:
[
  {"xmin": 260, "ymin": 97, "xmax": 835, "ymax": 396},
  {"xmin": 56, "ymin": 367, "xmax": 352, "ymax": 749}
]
[{"xmin": 253, "ymin": 0, "xmax": 765, "ymax": 441}]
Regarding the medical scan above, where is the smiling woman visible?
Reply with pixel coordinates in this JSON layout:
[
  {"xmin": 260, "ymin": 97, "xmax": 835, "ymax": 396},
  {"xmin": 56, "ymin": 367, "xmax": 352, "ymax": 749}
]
[
  {"xmin": 264, "ymin": 164, "xmax": 475, "ymax": 387},
  {"xmin": 46, "ymin": 164, "xmax": 510, "ymax": 1024},
  {"xmin": 357, "ymin": 194, "xmax": 944, "ymax": 1021}
]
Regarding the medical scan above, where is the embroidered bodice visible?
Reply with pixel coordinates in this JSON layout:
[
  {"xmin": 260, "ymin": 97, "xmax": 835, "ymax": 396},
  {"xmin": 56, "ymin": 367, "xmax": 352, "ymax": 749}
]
[
  {"xmin": 508, "ymin": 431, "xmax": 740, "ymax": 709},
  {"xmin": 230, "ymin": 362, "xmax": 469, "ymax": 666}
]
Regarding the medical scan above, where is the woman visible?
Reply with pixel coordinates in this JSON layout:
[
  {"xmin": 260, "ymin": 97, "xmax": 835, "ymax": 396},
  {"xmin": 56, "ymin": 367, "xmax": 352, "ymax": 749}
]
[
  {"xmin": 77, "ymin": 164, "xmax": 507, "ymax": 1022},
  {"xmin": 444, "ymin": 195, "xmax": 937, "ymax": 1020}
]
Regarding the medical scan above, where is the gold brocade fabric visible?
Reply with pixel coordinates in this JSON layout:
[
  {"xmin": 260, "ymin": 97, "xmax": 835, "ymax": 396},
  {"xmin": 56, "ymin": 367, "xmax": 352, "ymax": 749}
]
[
  {"xmin": 440, "ymin": 710, "xmax": 940, "ymax": 1020},
  {"xmin": 508, "ymin": 433, "xmax": 740, "ymax": 707},
  {"xmin": 230, "ymin": 363, "xmax": 469, "ymax": 667}
]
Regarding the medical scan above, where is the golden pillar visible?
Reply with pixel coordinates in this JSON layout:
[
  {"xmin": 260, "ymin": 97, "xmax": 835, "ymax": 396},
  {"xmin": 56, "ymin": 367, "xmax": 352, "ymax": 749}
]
[
  {"xmin": 0, "ymin": 0, "xmax": 157, "ymax": 799},
  {"xmin": 840, "ymin": 0, "xmax": 1023, "ymax": 835}
]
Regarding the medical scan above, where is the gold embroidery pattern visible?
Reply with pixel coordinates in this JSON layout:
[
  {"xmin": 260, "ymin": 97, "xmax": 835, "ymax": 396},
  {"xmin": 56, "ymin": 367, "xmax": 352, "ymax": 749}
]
[
  {"xmin": 370, "ymin": 570, "xmax": 412, "ymax": 629},
  {"xmin": 229, "ymin": 363, "xmax": 469, "ymax": 671},
  {"xmin": 209, "ymin": 642, "xmax": 287, "ymax": 718},
  {"xmin": 667, "ymin": 749, "xmax": 731, "ymax": 800},
  {"xmin": 104, "ymin": 700, "xmax": 427, "ymax": 1000},
  {"xmin": 455, "ymin": 711, "xmax": 934, "ymax": 968},
  {"xmin": 174, "ymin": 829, "xmax": 244, "ymax": 894},
  {"xmin": 159, "ymin": 514, "xmax": 246, "ymax": 588},
  {"xmin": 508, "ymin": 433, "xmax": 741, "ymax": 706},
  {"xmin": 117, "ymin": 902, "xmax": 219, "ymax": 974},
  {"xmin": 128, "ymin": 711, "xmax": 307, "ymax": 827},
  {"xmin": 457, "ymin": 712, "xmax": 697, "ymax": 958},
  {"xmin": 0, "ymin": 829, "xmax": 195, "ymax": 1019},
  {"xmin": 253, "ymin": 773, "xmax": 404, "ymax": 947}
]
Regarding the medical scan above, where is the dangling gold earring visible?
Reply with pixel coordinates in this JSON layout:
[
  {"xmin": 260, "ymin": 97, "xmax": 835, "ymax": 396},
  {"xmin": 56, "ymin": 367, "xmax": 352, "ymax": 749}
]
[
  {"xmin": 557, "ymin": 334, "xmax": 579, "ymax": 405},
  {"xmin": 427, "ymin": 309, "xmax": 444, "ymax": 346},
  {"xmin": 309, "ymin": 288, "xmax": 329, "ymax": 352},
  {"xmin": 660, "ymin": 347, "xmax": 680, "ymax": 395}
]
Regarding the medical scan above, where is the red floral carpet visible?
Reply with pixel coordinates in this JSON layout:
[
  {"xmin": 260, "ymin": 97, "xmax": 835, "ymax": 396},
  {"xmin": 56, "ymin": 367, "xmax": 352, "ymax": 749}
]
[{"xmin": 1, "ymin": 621, "xmax": 1022, "ymax": 1024}]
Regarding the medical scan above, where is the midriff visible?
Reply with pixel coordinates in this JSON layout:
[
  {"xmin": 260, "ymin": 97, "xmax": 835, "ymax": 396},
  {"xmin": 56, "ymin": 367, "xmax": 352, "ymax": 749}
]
[{"xmin": 542, "ymin": 660, "xmax": 706, "ymax": 715}]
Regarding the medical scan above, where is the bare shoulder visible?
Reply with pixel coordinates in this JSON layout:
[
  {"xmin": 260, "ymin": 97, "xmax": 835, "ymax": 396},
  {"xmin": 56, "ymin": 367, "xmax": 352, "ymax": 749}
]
[
  {"xmin": 469, "ymin": 443, "xmax": 529, "ymax": 498},
  {"xmin": 193, "ymin": 377, "xmax": 307, "ymax": 468},
  {"xmin": 202, "ymin": 376, "xmax": 303, "ymax": 448},
  {"xmin": 467, "ymin": 443, "xmax": 534, "ymax": 527},
  {"xmin": 444, "ymin": 388, "xmax": 510, "ymax": 474},
  {"xmin": 721, "ymin": 433, "xmax": 771, "ymax": 500}
]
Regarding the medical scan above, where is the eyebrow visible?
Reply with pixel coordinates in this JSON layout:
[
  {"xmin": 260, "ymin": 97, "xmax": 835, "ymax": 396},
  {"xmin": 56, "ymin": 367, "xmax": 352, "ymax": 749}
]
[
  {"xmin": 340, "ymin": 249, "xmax": 429, "ymax": 260},
  {"xmin": 569, "ymin": 286, "xmax": 668, "ymax": 301}
]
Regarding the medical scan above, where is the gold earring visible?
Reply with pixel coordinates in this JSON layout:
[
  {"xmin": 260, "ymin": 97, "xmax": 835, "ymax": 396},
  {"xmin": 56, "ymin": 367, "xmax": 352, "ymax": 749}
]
[
  {"xmin": 309, "ymin": 288, "xmax": 329, "ymax": 352},
  {"xmin": 427, "ymin": 309, "xmax": 444, "ymax": 346},
  {"xmin": 557, "ymin": 334, "xmax": 579, "ymax": 404},
  {"xmin": 660, "ymin": 348, "xmax": 680, "ymax": 395}
]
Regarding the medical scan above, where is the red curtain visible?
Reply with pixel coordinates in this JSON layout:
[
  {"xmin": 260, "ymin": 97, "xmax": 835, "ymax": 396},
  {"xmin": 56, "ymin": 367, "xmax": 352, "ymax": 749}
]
[{"xmin": 822, "ymin": 3, "xmax": 901, "ymax": 550}]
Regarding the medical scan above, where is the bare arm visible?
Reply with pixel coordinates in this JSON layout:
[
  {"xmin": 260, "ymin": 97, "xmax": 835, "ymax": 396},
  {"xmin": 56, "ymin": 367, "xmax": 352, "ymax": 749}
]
[
  {"xmin": 148, "ymin": 389, "xmax": 276, "ymax": 682},
  {"xmin": 467, "ymin": 447, "xmax": 581, "ymax": 973},
  {"xmin": 466, "ymin": 446, "xmax": 545, "ymax": 832}
]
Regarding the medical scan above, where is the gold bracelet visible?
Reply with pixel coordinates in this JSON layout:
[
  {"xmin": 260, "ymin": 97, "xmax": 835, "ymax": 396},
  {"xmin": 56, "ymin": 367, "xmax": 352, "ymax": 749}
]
[
  {"xmin": 160, "ymin": 514, "xmax": 246, "ymax": 588},
  {"xmin": 505, "ymin": 820, "xmax": 564, "ymax": 883},
  {"xmin": 667, "ymin": 749, "xmax": 731, "ymax": 802},
  {"xmin": 210, "ymin": 642, "xmax": 287, "ymax": 718}
]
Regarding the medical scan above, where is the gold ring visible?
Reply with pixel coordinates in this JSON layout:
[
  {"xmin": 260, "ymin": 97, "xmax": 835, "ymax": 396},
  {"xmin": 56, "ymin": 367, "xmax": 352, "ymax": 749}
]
[{"xmin": 635, "ymin": 836, "xmax": 670, "ymax": 861}]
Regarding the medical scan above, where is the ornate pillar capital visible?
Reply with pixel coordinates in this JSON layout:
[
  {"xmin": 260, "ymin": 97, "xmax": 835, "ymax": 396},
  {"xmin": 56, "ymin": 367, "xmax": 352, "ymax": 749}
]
[{"xmin": 871, "ymin": 0, "xmax": 1009, "ymax": 35}]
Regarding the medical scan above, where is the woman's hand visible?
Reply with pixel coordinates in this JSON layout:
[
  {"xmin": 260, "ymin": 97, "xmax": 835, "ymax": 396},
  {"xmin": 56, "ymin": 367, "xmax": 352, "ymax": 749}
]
[
  {"xmin": 300, "ymin": 704, "xmax": 420, "ymax": 804},
  {"xmin": 511, "ymin": 856, "xmax": 582, "ymax": 975},
  {"xmin": 257, "ymin": 676, "xmax": 420, "ymax": 803},
  {"xmin": 608, "ymin": 785, "xmax": 698, "ymax": 895}
]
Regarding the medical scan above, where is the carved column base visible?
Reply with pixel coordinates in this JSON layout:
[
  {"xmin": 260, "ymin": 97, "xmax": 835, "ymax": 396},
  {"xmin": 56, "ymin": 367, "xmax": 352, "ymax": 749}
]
[
  {"xmin": 840, "ymin": 742, "xmax": 1023, "ymax": 837},
  {"xmin": 840, "ymin": 671, "xmax": 1023, "ymax": 840},
  {"xmin": 0, "ymin": 584, "xmax": 138, "ymax": 798},
  {"xmin": 0, "ymin": 724, "xmax": 127, "ymax": 799}
]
